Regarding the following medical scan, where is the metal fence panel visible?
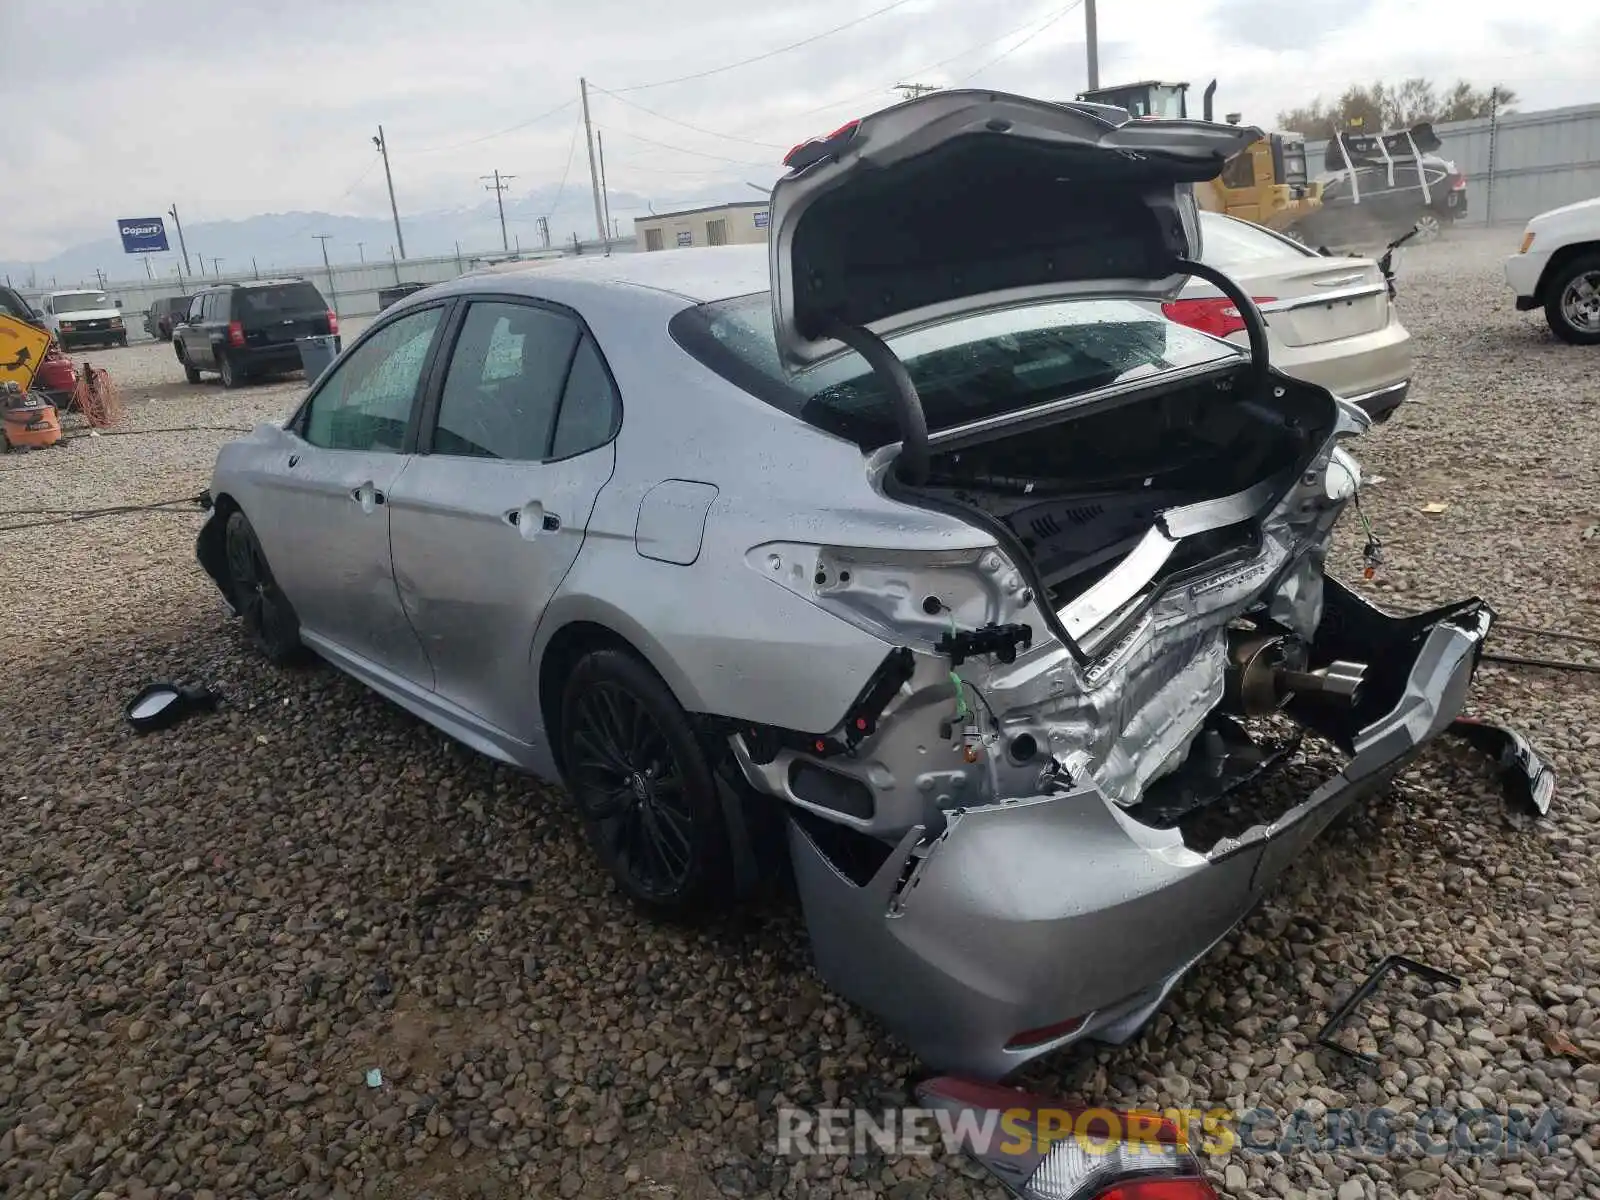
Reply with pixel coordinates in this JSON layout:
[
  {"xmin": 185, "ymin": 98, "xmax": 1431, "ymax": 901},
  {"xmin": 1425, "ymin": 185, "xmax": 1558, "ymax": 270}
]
[{"xmin": 1307, "ymin": 101, "xmax": 1600, "ymax": 228}]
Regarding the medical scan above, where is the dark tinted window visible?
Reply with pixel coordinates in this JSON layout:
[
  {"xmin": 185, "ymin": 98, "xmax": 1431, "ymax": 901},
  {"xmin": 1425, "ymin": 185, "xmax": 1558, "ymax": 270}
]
[
  {"xmin": 550, "ymin": 336, "xmax": 619, "ymax": 458},
  {"xmin": 236, "ymin": 282, "xmax": 326, "ymax": 319},
  {"xmin": 303, "ymin": 306, "xmax": 443, "ymax": 452},
  {"xmin": 431, "ymin": 301, "xmax": 579, "ymax": 461},
  {"xmin": 671, "ymin": 293, "xmax": 1242, "ymax": 448}
]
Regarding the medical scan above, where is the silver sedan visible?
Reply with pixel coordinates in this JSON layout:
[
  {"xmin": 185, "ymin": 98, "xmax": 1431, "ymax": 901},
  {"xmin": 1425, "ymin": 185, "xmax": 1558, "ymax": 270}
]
[{"xmin": 197, "ymin": 91, "xmax": 1522, "ymax": 1081}]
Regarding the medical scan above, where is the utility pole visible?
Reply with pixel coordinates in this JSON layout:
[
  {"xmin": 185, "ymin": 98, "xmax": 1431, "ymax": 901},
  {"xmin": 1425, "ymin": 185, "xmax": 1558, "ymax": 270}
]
[
  {"xmin": 1084, "ymin": 0, "xmax": 1099, "ymax": 90},
  {"xmin": 212, "ymin": 258, "xmax": 224, "ymax": 277},
  {"xmin": 580, "ymin": 78, "xmax": 606, "ymax": 243},
  {"xmin": 313, "ymin": 235, "xmax": 338, "ymax": 316},
  {"xmin": 537, "ymin": 215, "xmax": 551, "ymax": 249},
  {"xmin": 251, "ymin": 256, "xmax": 259, "ymax": 279},
  {"xmin": 168, "ymin": 204, "xmax": 192, "ymax": 277},
  {"xmin": 483, "ymin": 170, "xmax": 515, "ymax": 252},
  {"xmin": 95, "ymin": 268, "xmax": 106, "ymax": 288},
  {"xmin": 893, "ymin": 82, "xmax": 942, "ymax": 100},
  {"xmin": 596, "ymin": 131, "xmax": 613, "ymax": 247},
  {"xmin": 373, "ymin": 126, "xmax": 407, "ymax": 259},
  {"xmin": 357, "ymin": 241, "xmax": 365, "ymax": 263}
]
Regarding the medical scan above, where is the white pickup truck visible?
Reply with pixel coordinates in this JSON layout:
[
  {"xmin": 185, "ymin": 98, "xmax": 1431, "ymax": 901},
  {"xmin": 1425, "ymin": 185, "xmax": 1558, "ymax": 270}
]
[{"xmin": 1506, "ymin": 196, "xmax": 1600, "ymax": 344}]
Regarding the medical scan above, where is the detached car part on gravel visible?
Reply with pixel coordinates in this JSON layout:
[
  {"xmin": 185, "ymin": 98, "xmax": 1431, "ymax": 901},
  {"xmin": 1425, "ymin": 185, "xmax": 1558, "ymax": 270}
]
[{"xmin": 194, "ymin": 90, "xmax": 1550, "ymax": 1082}]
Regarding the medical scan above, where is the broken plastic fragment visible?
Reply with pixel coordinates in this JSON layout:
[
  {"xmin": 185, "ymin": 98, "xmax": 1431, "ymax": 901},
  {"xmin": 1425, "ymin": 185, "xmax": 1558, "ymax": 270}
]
[
  {"xmin": 1420, "ymin": 502, "xmax": 1449, "ymax": 514},
  {"xmin": 365, "ymin": 1068, "xmax": 383, "ymax": 1088}
]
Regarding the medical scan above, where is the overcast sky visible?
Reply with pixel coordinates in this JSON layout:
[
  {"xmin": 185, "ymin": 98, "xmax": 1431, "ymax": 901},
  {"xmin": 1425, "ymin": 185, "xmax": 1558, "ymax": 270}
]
[{"xmin": 2, "ymin": 0, "xmax": 1594, "ymax": 260}]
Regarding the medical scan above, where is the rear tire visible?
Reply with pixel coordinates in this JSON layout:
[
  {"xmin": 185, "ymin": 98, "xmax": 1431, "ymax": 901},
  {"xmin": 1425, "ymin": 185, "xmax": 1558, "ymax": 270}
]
[
  {"xmin": 223, "ymin": 510, "xmax": 303, "ymax": 663},
  {"xmin": 558, "ymin": 648, "xmax": 736, "ymax": 915},
  {"xmin": 1543, "ymin": 253, "xmax": 1600, "ymax": 346},
  {"xmin": 219, "ymin": 352, "xmax": 242, "ymax": 389}
]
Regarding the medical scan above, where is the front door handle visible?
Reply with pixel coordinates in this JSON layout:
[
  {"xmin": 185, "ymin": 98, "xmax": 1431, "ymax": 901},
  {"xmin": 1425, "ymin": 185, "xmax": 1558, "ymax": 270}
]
[{"xmin": 350, "ymin": 482, "xmax": 386, "ymax": 513}]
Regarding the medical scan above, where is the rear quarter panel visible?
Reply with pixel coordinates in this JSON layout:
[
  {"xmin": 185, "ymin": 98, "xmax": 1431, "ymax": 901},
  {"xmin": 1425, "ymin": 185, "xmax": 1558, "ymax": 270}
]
[{"xmin": 528, "ymin": 278, "xmax": 996, "ymax": 734}]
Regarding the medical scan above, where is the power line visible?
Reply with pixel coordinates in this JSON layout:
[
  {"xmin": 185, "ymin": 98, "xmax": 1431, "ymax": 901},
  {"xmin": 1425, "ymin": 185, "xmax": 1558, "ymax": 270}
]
[
  {"xmin": 957, "ymin": 0, "xmax": 1085, "ymax": 84},
  {"xmin": 400, "ymin": 98, "xmax": 578, "ymax": 155},
  {"xmin": 721, "ymin": 0, "xmax": 1086, "ymax": 137},
  {"xmin": 603, "ymin": 128, "xmax": 774, "ymax": 166},
  {"xmin": 610, "ymin": 0, "xmax": 922, "ymax": 92},
  {"xmin": 587, "ymin": 85, "xmax": 788, "ymax": 149},
  {"xmin": 542, "ymin": 111, "xmax": 586, "ymax": 222}
]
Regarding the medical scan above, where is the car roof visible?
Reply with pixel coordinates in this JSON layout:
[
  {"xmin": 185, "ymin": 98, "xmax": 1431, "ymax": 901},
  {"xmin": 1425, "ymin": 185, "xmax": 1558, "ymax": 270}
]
[{"xmin": 468, "ymin": 244, "xmax": 770, "ymax": 304}]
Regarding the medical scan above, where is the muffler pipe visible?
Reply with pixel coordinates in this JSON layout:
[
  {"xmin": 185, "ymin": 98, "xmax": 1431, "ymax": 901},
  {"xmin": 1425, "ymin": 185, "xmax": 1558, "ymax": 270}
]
[
  {"xmin": 1226, "ymin": 630, "xmax": 1368, "ymax": 714},
  {"xmin": 1278, "ymin": 661, "xmax": 1367, "ymax": 704}
]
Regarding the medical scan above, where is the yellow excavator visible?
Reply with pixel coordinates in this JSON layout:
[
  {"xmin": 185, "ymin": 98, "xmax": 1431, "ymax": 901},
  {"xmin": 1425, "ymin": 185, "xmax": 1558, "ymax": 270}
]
[{"xmin": 1074, "ymin": 80, "xmax": 1322, "ymax": 233}]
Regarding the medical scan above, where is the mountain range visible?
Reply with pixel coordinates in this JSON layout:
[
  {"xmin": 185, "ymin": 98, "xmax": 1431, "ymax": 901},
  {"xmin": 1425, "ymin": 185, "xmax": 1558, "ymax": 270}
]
[{"xmin": 2, "ymin": 177, "xmax": 764, "ymax": 289}]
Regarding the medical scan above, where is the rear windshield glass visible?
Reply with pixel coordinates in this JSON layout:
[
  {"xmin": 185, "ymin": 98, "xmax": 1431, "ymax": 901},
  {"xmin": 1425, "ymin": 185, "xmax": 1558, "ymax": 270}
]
[
  {"xmin": 671, "ymin": 293, "xmax": 1241, "ymax": 448},
  {"xmin": 1199, "ymin": 212, "xmax": 1314, "ymax": 269},
  {"xmin": 237, "ymin": 283, "xmax": 325, "ymax": 316}
]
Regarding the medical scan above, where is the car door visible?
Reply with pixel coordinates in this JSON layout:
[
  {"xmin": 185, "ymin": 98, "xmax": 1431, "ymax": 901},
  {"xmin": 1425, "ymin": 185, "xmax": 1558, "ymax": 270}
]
[
  {"xmin": 184, "ymin": 294, "xmax": 212, "ymax": 366},
  {"xmin": 251, "ymin": 302, "xmax": 451, "ymax": 686},
  {"xmin": 387, "ymin": 296, "xmax": 620, "ymax": 738}
]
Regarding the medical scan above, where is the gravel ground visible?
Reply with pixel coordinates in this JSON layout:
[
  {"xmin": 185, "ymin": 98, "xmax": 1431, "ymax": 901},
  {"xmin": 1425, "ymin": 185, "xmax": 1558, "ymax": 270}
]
[{"xmin": 2, "ymin": 230, "xmax": 1597, "ymax": 1200}]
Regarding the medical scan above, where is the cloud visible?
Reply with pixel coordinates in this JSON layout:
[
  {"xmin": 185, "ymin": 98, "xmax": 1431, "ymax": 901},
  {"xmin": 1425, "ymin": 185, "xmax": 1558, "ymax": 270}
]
[{"xmin": 1, "ymin": 0, "xmax": 1593, "ymax": 263}]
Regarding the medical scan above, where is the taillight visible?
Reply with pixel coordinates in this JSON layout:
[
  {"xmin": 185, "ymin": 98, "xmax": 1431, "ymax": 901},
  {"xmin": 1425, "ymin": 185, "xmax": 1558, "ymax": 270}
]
[
  {"xmin": 228, "ymin": 320, "xmax": 246, "ymax": 347},
  {"xmin": 783, "ymin": 119, "xmax": 861, "ymax": 169},
  {"xmin": 1161, "ymin": 296, "xmax": 1275, "ymax": 338},
  {"xmin": 326, "ymin": 309, "xmax": 339, "ymax": 334},
  {"xmin": 1005, "ymin": 1013, "xmax": 1086, "ymax": 1051},
  {"xmin": 1451, "ymin": 174, "xmax": 1467, "ymax": 191},
  {"xmin": 916, "ymin": 1076, "xmax": 1220, "ymax": 1200},
  {"xmin": 1093, "ymin": 1181, "xmax": 1218, "ymax": 1200}
]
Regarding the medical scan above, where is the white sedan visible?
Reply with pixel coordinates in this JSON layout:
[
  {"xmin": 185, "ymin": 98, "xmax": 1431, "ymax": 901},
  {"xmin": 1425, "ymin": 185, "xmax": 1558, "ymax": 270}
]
[{"xmin": 1166, "ymin": 211, "xmax": 1414, "ymax": 422}]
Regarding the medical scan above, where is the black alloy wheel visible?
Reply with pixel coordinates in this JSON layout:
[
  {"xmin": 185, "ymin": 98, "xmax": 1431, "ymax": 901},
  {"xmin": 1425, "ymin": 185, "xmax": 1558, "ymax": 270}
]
[{"xmin": 559, "ymin": 649, "xmax": 734, "ymax": 913}]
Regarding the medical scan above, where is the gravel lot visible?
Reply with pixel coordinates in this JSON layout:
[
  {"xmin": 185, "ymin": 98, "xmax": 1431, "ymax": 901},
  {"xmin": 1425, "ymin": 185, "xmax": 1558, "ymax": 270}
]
[{"xmin": 3, "ymin": 230, "xmax": 1597, "ymax": 1200}]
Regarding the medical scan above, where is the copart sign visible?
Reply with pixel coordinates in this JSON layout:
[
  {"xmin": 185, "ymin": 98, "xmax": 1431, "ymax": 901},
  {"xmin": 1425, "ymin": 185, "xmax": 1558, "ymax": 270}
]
[{"xmin": 118, "ymin": 218, "xmax": 170, "ymax": 254}]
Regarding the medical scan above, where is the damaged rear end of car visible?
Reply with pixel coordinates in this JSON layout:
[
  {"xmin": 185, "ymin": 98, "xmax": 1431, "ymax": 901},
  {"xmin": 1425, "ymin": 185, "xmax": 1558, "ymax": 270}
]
[{"xmin": 682, "ymin": 89, "xmax": 1529, "ymax": 1081}]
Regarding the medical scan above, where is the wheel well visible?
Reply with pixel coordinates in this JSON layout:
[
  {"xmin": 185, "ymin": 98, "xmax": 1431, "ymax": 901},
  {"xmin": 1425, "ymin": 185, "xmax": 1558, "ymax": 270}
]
[
  {"xmin": 1538, "ymin": 241, "xmax": 1600, "ymax": 300},
  {"xmin": 538, "ymin": 621, "xmax": 651, "ymax": 773}
]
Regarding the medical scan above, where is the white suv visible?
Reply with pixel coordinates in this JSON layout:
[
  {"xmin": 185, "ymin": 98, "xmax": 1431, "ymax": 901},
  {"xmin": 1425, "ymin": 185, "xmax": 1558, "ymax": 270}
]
[{"xmin": 1506, "ymin": 196, "xmax": 1600, "ymax": 344}]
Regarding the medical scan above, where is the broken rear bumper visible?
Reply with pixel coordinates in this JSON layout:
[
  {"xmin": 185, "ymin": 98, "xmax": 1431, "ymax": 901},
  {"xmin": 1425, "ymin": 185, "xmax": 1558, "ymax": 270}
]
[{"xmin": 790, "ymin": 582, "xmax": 1498, "ymax": 1080}]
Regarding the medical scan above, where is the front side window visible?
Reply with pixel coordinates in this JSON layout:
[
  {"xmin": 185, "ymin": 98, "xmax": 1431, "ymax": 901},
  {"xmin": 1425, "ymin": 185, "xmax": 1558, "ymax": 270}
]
[
  {"xmin": 672, "ymin": 293, "xmax": 1242, "ymax": 448},
  {"xmin": 431, "ymin": 301, "xmax": 580, "ymax": 461},
  {"xmin": 302, "ymin": 306, "xmax": 443, "ymax": 452}
]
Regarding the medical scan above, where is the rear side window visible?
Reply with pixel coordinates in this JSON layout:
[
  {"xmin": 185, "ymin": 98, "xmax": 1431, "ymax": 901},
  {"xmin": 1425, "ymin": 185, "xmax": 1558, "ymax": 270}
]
[
  {"xmin": 671, "ymin": 293, "xmax": 1241, "ymax": 449},
  {"xmin": 550, "ymin": 336, "xmax": 620, "ymax": 459},
  {"xmin": 237, "ymin": 283, "xmax": 326, "ymax": 318}
]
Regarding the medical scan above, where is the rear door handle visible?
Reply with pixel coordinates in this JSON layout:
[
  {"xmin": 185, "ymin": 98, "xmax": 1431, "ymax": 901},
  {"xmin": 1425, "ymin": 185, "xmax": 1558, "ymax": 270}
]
[
  {"xmin": 504, "ymin": 502, "xmax": 560, "ymax": 539},
  {"xmin": 350, "ymin": 482, "xmax": 386, "ymax": 513}
]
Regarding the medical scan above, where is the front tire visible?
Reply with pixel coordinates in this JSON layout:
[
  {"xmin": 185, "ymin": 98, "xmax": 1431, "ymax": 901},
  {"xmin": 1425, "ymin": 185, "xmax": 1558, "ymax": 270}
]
[
  {"xmin": 558, "ymin": 649, "xmax": 735, "ymax": 915},
  {"xmin": 1544, "ymin": 253, "xmax": 1600, "ymax": 346},
  {"xmin": 223, "ymin": 510, "xmax": 303, "ymax": 663}
]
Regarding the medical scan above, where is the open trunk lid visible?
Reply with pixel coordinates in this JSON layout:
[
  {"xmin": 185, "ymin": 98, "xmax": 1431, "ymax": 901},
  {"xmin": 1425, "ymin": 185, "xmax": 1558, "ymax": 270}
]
[{"xmin": 768, "ymin": 89, "xmax": 1260, "ymax": 370}]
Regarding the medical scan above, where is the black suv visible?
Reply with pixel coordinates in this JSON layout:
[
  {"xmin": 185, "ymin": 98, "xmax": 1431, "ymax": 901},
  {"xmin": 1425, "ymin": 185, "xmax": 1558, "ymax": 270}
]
[
  {"xmin": 145, "ymin": 295, "xmax": 192, "ymax": 341},
  {"xmin": 173, "ymin": 279, "xmax": 337, "ymax": 388}
]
